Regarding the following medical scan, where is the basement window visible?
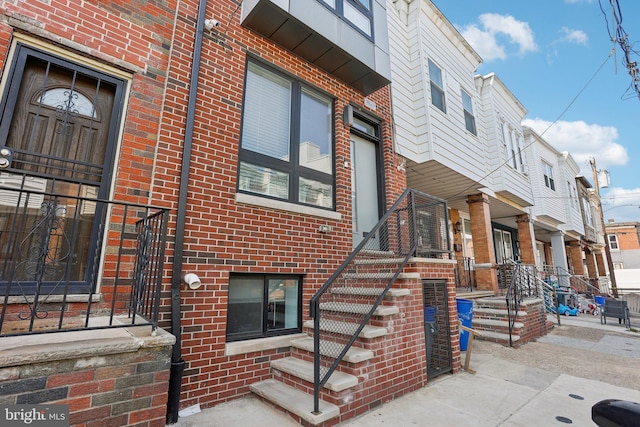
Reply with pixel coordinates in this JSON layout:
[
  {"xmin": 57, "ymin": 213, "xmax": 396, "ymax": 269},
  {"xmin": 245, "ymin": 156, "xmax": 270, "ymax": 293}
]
[{"xmin": 226, "ymin": 274, "xmax": 302, "ymax": 342}]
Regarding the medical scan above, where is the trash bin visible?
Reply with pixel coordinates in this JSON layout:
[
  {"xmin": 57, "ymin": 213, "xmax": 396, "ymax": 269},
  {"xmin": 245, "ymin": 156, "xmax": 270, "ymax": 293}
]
[
  {"xmin": 456, "ymin": 298, "xmax": 473, "ymax": 351},
  {"xmin": 424, "ymin": 305, "xmax": 438, "ymax": 368},
  {"xmin": 594, "ymin": 295, "xmax": 606, "ymax": 306}
]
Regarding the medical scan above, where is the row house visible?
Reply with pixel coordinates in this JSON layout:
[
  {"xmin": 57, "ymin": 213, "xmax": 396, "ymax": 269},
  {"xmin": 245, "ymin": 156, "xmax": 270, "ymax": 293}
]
[
  {"xmin": 605, "ymin": 220, "xmax": 640, "ymax": 291},
  {"xmin": 0, "ymin": 0, "xmax": 463, "ymax": 426},
  {"xmin": 387, "ymin": 0, "xmax": 538, "ymax": 293},
  {"xmin": 387, "ymin": 0, "xmax": 610, "ymax": 299}
]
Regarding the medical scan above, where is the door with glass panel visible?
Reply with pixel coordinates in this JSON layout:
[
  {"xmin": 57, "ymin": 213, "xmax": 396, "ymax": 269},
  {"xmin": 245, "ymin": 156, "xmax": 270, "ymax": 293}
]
[
  {"xmin": 351, "ymin": 134, "xmax": 381, "ymax": 248},
  {"xmin": 0, "ymin": 44, "xmax": 125, "ymax": 293}
]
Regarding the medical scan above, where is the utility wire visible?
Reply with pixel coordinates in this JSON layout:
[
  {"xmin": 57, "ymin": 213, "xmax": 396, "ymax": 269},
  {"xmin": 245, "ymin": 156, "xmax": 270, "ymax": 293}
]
[{"xmin": 433, "ymin": 52, "xmax": 613, "ymax": 202}]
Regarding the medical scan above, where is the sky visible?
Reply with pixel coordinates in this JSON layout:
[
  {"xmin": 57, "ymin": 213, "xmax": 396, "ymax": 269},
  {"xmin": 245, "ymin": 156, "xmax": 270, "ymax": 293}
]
[{"xmin": 432, "ymin": 0, "xmax": 640, "ymax": 223}]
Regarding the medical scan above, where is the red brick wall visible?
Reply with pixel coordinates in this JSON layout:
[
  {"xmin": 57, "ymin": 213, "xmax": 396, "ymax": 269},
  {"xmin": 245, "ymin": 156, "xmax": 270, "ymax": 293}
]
[
  {"xmin": 151, "ymin": 0, "xmax": 407, "ymax": 412},
  {"xmin": 607, "ymin": 225, "xmax": 640, "ymax": 250},
  {"xmin": 0, "ymin": 339, "xmax": 172, "ymax": 427}
]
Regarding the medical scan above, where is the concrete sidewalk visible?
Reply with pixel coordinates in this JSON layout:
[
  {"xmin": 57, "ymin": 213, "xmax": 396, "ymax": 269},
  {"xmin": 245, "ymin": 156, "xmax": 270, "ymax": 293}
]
[{"xmin": 170, "ymin": 314, "xmax": 640, "ymax": 426}]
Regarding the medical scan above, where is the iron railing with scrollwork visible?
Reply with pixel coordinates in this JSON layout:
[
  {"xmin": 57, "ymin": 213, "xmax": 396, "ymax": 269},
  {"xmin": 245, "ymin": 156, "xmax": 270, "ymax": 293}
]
[{"xmin": 0, "ymin": 185, "xmax": 168, "ymax": 337}]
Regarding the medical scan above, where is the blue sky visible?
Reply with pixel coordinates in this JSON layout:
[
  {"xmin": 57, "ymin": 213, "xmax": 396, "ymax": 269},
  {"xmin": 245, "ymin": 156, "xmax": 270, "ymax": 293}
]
[{"xmin": 432, "ymin": 0, "xmax": 640, "ymax": 223}]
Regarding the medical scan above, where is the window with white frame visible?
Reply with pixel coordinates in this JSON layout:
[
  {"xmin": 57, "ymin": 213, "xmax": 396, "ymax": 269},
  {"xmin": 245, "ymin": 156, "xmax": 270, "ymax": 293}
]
[
  {"xmin": 238, "ymin": 60, "xmax": 334, "ymax": 209},
  {"xmin": 542, "ymin": 161, "xmax": 555, "ymax": 191},
  {"xmin": 607, "ymin": 234, "xmax": 619, "ymax": 250},
  {"xmin": 319, "ymin": 0, "xmax": 373, "ymax": 38},
  {"xmin": 428, "ymin": 59, "xmax": 446, "ymax": 112},
  {"xmin": 461, "ymin": 89, "xmax": 476, "ymax": 135},
  {"xmin": 582, "ymin": 197, "xmax": 593, "ymax": 225},
  {"xmin": 226, "ymin": 274, "xmax": 302, "ymax": 341},
  {"xmin": 516, "ymin": 133, "xmax": 526, "ymax": 173}
]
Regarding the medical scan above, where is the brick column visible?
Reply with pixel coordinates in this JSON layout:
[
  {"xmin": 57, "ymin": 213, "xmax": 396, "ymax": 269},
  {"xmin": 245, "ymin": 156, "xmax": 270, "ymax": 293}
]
[
  {"xmin": 595, "ymin": 250, "xmax": 606, "ymax": 276},
  {"xmin": 515, "ymin": 214, "xmax": 536, "ymax": 265},
  {"xmin": 584, "ymin": 248, "xmax": 597, "ymax": 280},
  {"xmin": 568, "ymin": 242, "xmax": 585, "ymax": 276},
  {"xmin": 467, "ymin": 193, "xmax": 497, "ymax": 292}
]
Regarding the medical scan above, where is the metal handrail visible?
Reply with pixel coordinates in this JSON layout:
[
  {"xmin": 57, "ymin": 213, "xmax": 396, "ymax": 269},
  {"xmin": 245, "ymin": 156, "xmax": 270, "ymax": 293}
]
[
  {"xmin": 309, "ymin": 189, "xmax": 449, "ymax": 414},
  {"xmin": 504, "ymin": 264, "xmax": 541, "ymax": 347}
]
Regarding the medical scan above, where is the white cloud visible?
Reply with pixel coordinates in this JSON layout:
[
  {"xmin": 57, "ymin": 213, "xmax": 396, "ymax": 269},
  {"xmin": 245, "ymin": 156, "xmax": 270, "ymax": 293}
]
[
  {"xmin": 522, "ymin": 118, "xmax": 628, "ymax": 173},
  {"xmin": 459, "ymin": 14, "xmax": 537, "ymax": 62},
  {"xmin": 558, "ymin": 27, "xmax": 589, "ymax": 46}
]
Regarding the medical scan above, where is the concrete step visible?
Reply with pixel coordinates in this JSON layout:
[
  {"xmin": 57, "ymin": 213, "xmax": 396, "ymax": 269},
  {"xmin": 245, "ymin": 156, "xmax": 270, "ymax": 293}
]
[
  {"xmin": 342, "ymin": 272, "xmax": 421, "ymax": 280},
  {"xmin": 475, "ymin": 329, "xmax": 520, "ymax": 345},
  {"xmin": 319, "ymin": 302, "xmax": 399, "ymax": 316},
  {"xmin": 271, "ymin": 357, "xmax": 358, "ymax": 392},
  {"xmin": 456, "ymin": 290, "xmax": 494, "ymax": 299},
  {"xmin": 474, "ymin": 307, "xmax": 527, "ymax": 318},
  {"xmin": 354, "ymin": 257, "xmax": 407, "ymax": 265},
  {"xmin": 303, "ymin": 319, "xmax": 387, "ymax": 339},
  {"xmin": 291, "ymin": 337, "xmax": 375, "ymax": 364},
  {"xmin": 331, "ymin": 287, "xmax": 410, "ymax": 298},
  {"xmin": 250, "ymin": 379, "xmax": 339, "ymax": 426},
  {"xmin": 472, "ymin": 318, "xmax": 524, "ymax": 334}
]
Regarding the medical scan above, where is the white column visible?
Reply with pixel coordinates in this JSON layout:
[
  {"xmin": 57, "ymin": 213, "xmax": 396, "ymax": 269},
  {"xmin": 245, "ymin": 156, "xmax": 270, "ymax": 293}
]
[{"xmin": 550, "ymin": 231, "xmax": 569, "ymax": 288}]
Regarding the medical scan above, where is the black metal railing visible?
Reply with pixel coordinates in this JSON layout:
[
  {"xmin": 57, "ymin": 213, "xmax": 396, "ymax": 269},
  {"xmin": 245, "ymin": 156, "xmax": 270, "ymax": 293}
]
[
  {"xmin": 504, "ymin": 264, "xmax": 541, "ymax": 347},
  {"xmin": 454, "ymin": 257, "xmax": 476, "ymax": 291},
  {"xmin": 309, "ymin": 189, "xmax": 449, "ymax": 414},
  {"xmin": 0, "ymin": 185, "xmax": 168, "ymax": 337},
  {"xmin": 553, "ymin": 266, "xmax": 605, "ymax": 297}
]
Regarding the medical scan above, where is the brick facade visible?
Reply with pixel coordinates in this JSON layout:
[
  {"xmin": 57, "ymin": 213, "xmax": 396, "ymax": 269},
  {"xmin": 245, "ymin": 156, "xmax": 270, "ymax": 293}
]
[
  {"xmin": 467, "ymin": 194, "xmax": 498, "ymax": 292},
  {"xmin": 0, "ymin": 329, "xmax": 174, "ymax": 427}
]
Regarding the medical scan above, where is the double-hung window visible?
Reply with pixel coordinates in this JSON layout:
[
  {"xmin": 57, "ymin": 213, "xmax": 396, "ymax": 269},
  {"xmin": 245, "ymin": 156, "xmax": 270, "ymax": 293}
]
[
  {"xmin": 319, "ymin": 0, "xmax": 373, "ymax": 38},
  {"xmin": 461, "ymin": 89, "xmax": 476, "ymax": 135},
  {"xmin": 226, "ymin": 274, "xmax": 302, "ymax": 341},
  {"xmin": 238, "ymin": 60, "xmax": 334, "ymax": 209},
  {"xmin": 582, "ymin": 197, "xmax": 593, "ymax": 225},
  {"xmin": 428, "ymin": 59, "xmax": 446, "ymax": 112},
  {"xmin": 607, "ymin": 234, "xmax": 619, "ymax": 250},
  {"xmin": 542, "ymin": 161, "xmax": 555, "ymax": 191}
]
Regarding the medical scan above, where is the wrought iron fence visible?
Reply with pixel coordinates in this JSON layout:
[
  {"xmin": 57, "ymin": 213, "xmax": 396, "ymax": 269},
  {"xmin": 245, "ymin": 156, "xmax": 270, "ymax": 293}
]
[
  {"xmin": 309, "ymin": 189, "xmax": 450, "ymax": 414},
  {"xmin": 454, "ymin": 257, "xmax": 476, "ymax": 291},
  {"xmin": 504, "ymin": 264, "xmax": 541, "ymax": 346},
  {"xmin": 0, "ymin": 185, "xmax": 168, "ymax": 337}
]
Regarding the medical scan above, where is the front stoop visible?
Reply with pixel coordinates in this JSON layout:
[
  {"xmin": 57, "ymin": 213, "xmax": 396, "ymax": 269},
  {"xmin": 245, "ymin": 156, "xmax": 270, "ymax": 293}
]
[
  {"xmin": 250, "ymin": 379, "xmax": 339, "ymax": 426},
  {"xmin": 471, "ymin": 297, "xmax": 549, "ymax": 346}
]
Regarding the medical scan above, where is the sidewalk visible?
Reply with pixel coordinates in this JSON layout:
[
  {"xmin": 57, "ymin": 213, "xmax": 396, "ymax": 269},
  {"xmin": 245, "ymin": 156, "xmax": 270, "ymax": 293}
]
[{"xmin": 170, "ymin": 314, "xmax": 640, "ymax": 426}]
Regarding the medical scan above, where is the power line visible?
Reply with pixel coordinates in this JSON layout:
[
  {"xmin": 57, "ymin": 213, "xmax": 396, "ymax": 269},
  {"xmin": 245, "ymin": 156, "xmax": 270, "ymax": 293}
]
[
  {"xmin": 437, "ymin": 52, "xmax": 613, "ymax": 201},
  {"xmin": 599, "ymin": 0, "xmax": 640, "ymax": 100}
]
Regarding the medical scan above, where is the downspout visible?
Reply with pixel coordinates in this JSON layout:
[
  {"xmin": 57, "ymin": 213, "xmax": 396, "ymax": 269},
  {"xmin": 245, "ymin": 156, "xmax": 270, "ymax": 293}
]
[{"xmin": 166, "ymin": 0, "xmax": 208, "ymax": 423}]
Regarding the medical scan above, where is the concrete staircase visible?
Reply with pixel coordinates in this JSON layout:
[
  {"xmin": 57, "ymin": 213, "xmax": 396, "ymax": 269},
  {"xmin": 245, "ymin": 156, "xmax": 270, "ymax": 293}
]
[
  {"xmin": 470, "ymin": 297, "xmax": 552, "ymax": 347},
  {"xmin": 249, "ymin": 277, "xmax": 416, "ymax": 426}
]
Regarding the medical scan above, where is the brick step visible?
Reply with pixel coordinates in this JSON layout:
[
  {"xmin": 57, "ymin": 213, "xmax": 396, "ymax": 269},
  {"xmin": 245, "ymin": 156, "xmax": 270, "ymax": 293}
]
[
  {"xmin": 319, "ymin": 302, "xmax": 399, "ymax": 316},
  {"xmin": 303, "ymin": 319, "xmax": 387, "ymax": 339},
  {"xmin": 291, "ymin": 337, "xmax": 374, "ymax": 364},
  {"xmin": 250, "ymin": 379, "xmax": 339, "ymax": 426},
  {"xmin": 271, "ymin": 357, "xmax": 358, "ymax": 392}
]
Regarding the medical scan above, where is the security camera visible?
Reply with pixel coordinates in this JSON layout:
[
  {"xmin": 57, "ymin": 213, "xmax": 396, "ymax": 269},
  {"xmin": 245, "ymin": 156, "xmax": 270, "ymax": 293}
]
[{"xmin": 204, "ymin": 18, "xmax": 220, "ymax": 30}]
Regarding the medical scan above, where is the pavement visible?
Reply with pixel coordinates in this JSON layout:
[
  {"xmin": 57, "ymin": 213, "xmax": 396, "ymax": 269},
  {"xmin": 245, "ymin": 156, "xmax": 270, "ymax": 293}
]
[{"xmin": 170, "ymin": 313, "xmax": 640, "ymax": 427}]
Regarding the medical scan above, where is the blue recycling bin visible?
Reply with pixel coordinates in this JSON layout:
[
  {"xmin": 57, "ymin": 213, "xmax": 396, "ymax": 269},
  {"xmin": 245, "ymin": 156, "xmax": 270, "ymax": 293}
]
[
  {"xmin": 424, "ymin": 305, "xmax": 437, "ymax": 366},
  {"xmin": 456, "ymin": 298, "xmax": 473, "ymax": 351}
]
